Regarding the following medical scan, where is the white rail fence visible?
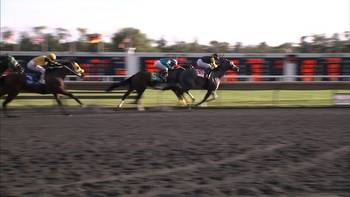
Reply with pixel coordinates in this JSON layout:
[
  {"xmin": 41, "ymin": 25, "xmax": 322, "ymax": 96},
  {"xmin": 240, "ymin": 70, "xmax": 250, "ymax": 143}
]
[{"xmin": 65, "ymin": 75, "xmax": 350, "ymax": 82}]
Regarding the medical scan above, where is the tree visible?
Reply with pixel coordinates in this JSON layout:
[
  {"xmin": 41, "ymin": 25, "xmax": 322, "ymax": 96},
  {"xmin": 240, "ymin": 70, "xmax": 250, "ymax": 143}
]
[
  {"xmin": 111, "ymin": 27, "xmax": 155, "ymax": 52},
  {"xmin": 18, "ymin": 32, "xmax": 39, "ymax": 51},
  {"xmin": 233, "ymin": 42, "xmax": 242, "ymax": 52},
  {"xmin": 76, "ymin": 27, "xmax": 89, "ymax": 51},
  {"xmin": 0, "ymin": 28, "xmax": 16, "ymax": 51},
  {"xmin": 77, "ymin": 28, "xmax": 87, "ymax": 42},
  {"xmin": 155, "ymin": 37, "xmax": 167, "ymax": 51},
  {"xmin": 187, "ymin": 40, "xmax": 204, "ymax": 52},
  {"xmin": 1, "ymin": 29, "xmax": 14, "ymax": 43},
  {"xmin": 55, "ymin": 28, "xmax": 70, "ymax": 43},
  {"xmin": 208, "ymin": 41, "xmax": 230, "ymax": 53}
]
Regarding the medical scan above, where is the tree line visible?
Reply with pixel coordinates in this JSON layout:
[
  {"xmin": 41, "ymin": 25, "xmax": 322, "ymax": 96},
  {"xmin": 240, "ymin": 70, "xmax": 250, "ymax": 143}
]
[{"xmin": 1, "ymin": 26, "xmax": 349, "ymax": 53}]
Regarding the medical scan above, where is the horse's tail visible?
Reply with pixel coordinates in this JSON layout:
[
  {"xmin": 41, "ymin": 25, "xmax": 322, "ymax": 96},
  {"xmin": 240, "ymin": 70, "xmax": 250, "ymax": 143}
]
[{"xmin": 106, "ymin": 77, "xmax": 132, "ymax": 92}]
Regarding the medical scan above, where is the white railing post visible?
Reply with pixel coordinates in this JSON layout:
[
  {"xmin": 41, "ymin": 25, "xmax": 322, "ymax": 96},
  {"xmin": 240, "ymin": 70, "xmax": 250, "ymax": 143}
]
[
  {"xmin": 283, "ymin": 59, "xmax": 297, "ymax": 81},
  {"xmin": 126, "ymin": 48, "xmax": 138, "ymax": 77}
]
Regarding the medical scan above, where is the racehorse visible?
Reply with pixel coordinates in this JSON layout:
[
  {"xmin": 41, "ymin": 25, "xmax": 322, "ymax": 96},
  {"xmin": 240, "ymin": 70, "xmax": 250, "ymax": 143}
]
[
  {"xmin": 174, "ymin": 57, "xmax": 239, "ymax": 106},
  {"xmin": 106, "ymin": 66, "xmax": 194, "ymax": 111},
  {"xmin": 0, "ymin": 60, "xmax": 85, "ymax": 116},
  {"xmin": 0, "ymin": 55, "xmax": 23, "ymax": 75}
]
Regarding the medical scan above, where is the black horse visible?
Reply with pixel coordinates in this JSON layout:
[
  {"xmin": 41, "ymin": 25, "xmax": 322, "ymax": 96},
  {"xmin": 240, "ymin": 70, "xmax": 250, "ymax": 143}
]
[
  {"xmin": 0, "ymin": 60, "xmax": 85, "ymax": 116},
  {"xmin": 106, "ymin": 66, "xmax": 194, "ymax": 110},
  {"xmin": 173, "ymin": 58, "xmax": 239, "ymax": 106}
]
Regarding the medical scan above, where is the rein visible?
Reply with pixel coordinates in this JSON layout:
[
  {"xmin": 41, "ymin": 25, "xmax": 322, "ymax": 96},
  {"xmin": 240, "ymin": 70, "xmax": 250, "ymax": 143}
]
[
  {"xmin": 47, "ymin": 63, "xmax": 81, "ymax": 77},
  {"xmin": 62, "ymin": 64, "xmax": 81, "ymax": 77}
]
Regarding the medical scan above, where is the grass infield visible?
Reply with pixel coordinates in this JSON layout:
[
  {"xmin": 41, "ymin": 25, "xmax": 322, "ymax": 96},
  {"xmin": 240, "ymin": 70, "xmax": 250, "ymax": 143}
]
[{"xmin": 2, "ymin": 89, "xmax": 349, "ymax": 107}]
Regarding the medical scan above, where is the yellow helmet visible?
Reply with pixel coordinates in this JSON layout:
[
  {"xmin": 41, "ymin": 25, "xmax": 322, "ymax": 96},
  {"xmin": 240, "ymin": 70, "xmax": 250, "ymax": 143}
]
[{"xmin": 48, "ymin": 52, "xmax": 56, "ymax": 61}]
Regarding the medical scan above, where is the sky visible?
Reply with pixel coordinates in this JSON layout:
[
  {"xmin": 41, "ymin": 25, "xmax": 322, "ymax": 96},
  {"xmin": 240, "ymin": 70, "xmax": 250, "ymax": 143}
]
[{"xmin": 1, "ymin": 0, "xmax": 349, "ymax": 46}]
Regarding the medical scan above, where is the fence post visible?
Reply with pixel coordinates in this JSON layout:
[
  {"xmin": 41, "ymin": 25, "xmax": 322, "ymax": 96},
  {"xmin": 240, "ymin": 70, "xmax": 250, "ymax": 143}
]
[
  {"xmin": 126, "ymin": 48, "xmax": 138, "ymax": 77},
  {"xmin": 283, "ymin": 55, "xmax": 297, "ymax": 82}
]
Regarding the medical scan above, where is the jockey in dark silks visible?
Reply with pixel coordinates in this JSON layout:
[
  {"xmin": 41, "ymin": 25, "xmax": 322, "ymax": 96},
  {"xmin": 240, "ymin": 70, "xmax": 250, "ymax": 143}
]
[
  {"xmin": 0, "ymin": 55, "xmax": 21, "ymax": 75},
  {"xmin": 196, "ymin": 53, "xmax": 220, "ymax": 77},
  {"xmin": 154, "ymin": 58, "xmax": 178, "ymax": 82}
]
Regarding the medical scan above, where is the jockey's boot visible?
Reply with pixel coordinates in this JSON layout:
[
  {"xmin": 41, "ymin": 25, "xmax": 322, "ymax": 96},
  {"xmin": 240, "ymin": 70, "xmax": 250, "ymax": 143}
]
[
  {"xmin": 205, "ymin": 68, "xmax": 212, "ymax": 78},
  {"xmin": 39, "ymin": 73, "xmax": 46, "ymax": 84}
]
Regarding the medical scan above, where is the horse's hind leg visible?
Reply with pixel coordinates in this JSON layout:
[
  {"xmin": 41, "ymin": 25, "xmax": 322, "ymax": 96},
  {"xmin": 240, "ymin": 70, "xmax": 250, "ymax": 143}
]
[
  {"xmin": 117, "ymin": 89, "xmax": 133, "ymax": 109},
  {"xmin": 2, "ymin": 91, "xmax": 19, "ymax": 117},
  {"xmin": 59, "ymin": 91, "xmax": 84, "ymax": 106},
  {"xmin": 135, "ymin": 89, "xmax": 146, "ymax": 111},
  {"xmin": 206, "ymin": 91, "xmax": 218, "ymax": 102},
  {"xmin": 195, "ymin": 90, "xmax": 213, "ymax": 107}
]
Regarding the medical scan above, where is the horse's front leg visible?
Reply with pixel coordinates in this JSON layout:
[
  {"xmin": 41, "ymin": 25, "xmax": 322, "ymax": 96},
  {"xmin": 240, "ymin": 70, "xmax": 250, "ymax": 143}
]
[
  {"xmin": 195, "ymin": 90, "xmax": 213, "ymax": 106},
  {"xmin": 59, "ymin": 91, "xmax": 84, "ymax": 107},
  {"xmin": 135, "ymin": 89, "xmax": 146, "ymax": 111},
  {"xmin": 53, "ymin": 93, "xmax": 70, "ymax": 115},
  {"xmin": 206, "ymin": 91, "xmax": 218, "ymax": 102}
]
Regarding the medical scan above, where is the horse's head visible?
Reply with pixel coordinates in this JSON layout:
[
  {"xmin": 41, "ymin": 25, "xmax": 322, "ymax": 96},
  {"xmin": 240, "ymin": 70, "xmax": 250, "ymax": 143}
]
[
  {"xmin": 47, "ymin": 60, "xmax": 85, "ymax": 78},
  {"xmin": 218, "ymin": 58, "xmax": 239, "ymax": 72},
  {"xmin": 69, "ymin": 61, "xmax": 85, "ymax": 77}
]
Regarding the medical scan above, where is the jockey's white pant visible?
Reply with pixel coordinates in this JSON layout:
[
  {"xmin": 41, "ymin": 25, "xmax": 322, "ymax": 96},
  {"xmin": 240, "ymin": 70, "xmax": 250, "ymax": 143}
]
[
  {"xmin": 197, "ymin": 59, "xmax": 212, "ymax": 69},
  {"xmin": 155, "ymin": 60, "xmax": 168, "ymax": 72},
  {"xmin": 27, "ymin": 60, "xmax": 45, "ymax": 83},
  {"xmin": 27, "ymin": 60, "xmax": 45, "ymax": 74}
]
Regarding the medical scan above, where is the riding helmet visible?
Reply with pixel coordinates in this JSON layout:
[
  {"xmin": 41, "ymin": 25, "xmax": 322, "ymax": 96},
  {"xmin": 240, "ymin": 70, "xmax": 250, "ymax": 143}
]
[{"xmin": 48, "ymin": 52, "xmax": 57, "ymax": 61}]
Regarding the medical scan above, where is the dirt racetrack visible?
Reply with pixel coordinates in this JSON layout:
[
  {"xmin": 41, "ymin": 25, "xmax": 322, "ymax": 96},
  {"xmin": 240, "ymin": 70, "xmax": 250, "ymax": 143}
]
[{"xmin": 1, "ymin": 107, "xmax": 350, "ymax": 197}]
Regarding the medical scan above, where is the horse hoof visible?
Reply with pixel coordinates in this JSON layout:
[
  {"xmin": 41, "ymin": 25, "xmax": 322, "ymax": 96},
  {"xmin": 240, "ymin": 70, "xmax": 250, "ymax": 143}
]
[{"xmin": 137, "ymin": 107, "xmax": 145, "ymax": 111}]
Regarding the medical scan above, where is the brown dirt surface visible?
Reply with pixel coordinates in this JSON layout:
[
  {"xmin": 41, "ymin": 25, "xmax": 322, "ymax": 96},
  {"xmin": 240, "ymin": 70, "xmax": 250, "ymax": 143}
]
[{"xmin": 1, "ymin": 107, "xmax": 350, "ymax": 197}]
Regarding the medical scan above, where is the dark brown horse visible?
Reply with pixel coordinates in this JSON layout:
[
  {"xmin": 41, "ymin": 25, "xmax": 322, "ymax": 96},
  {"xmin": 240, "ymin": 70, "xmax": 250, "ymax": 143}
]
[
  {"xmin": 0, "ymin": 60, "xmax": 85, "ymax": 116},
  {"xmin": 173, "ymin": 57, "xmax": 239, "ymax": 106},
  {"xmin": 106, "ymin": 66, "xmax": 192, "ymax": 110}
]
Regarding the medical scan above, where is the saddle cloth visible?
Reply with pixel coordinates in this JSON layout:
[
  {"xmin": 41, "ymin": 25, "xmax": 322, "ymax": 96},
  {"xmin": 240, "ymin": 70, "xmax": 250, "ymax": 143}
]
[
  {"xmin": 25, "ymin": 73, "xmax": 45, "ymax": 89},
  {"xmin": 195, "ymin": 69, "xmax": 206, "ymax": 78},
  {"xmin": 151, "ymin": 72, "xmax": 166, "ymax": 82}
]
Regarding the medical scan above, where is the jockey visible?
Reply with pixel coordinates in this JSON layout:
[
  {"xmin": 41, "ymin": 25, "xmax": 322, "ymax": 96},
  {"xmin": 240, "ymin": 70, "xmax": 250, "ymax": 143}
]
[
  {"xmin": 26, "ymin": 52, "xmax": 59, "ymax": 84},
  {"xmin": 154, "ymin": 58, "xmax": 178, "ymax": 82},
  {"xmin": 0, "ymin": 55, "xmax": 20, "ymax": 74},
  {"xmin": 196, "ymin": 53, "xmax": 220, "ymax": 77}
]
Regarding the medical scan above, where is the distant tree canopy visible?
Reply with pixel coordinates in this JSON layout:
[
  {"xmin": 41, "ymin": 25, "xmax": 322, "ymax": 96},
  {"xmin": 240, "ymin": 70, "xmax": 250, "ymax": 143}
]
[
  {"xmin": 1, "ymin": 27, "xmax": 349, "ymax": 53},
  {"xmin": 110, "ymin": 27, "xmax": 156, "ymax": 52}
]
